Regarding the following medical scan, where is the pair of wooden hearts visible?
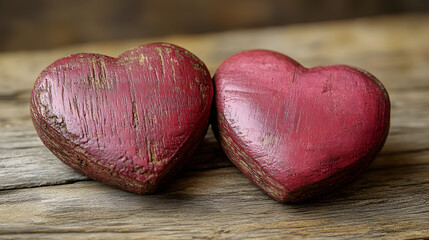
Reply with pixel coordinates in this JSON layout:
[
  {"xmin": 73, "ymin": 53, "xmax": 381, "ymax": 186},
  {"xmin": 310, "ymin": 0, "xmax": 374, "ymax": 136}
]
[{"xmin": 31, "ymin": 43, "xmax": 390, "ymax": 202}]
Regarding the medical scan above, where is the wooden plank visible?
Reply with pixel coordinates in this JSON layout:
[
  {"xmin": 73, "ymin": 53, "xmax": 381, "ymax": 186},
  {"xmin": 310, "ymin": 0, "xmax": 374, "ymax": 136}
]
[
  {"xmin": 0, "ymin": 163, "xmax": 427, "ymax": 239},
  {"xmin": 0, "ymin": 125, "xmax": 89, "ymax": 190}
]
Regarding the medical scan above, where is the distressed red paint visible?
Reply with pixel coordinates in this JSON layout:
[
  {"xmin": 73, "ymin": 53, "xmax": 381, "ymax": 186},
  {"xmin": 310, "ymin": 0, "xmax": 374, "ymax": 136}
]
[
  {"xmin": 31, "ymin": 43, "xmax": 213, "ymax": 194},
  {"xmin": 213, "ymin": 50, "xmax": 390, "ymax": 202}
]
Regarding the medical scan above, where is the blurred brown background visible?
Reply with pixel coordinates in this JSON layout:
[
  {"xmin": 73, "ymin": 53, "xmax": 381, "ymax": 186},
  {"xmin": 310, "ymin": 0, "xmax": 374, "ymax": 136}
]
[{"xmin": 1, "ymin": 0, "xmax": 428, "ymax": 52}]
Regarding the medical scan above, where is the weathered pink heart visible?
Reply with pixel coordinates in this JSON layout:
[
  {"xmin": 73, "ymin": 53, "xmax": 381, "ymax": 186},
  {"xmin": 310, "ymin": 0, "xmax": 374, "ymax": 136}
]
[
  {"xmin": 213, "ymin": 50, "xmax": 390, "ymax": 202},
  {"xmin": 31, "ymin": 43, "xmax": 213, "ymax": 194}
]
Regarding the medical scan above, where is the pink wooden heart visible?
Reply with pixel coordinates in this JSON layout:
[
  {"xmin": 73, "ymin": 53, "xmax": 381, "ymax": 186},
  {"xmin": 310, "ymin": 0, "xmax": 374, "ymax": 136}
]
[
  {"xmin": 31, "ymin": 43, "xmax": 213, "ymax": 194},
  {"xmin": 213, "ymin": 50, "xmax": 390, "ymax": 202}
]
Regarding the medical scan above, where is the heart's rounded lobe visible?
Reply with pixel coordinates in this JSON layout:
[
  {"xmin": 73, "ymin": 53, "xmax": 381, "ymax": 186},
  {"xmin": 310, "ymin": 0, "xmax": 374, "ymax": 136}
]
[
  {"xmin": 213, "ymin": 50, "xmax": 390, "ymax": 202},
  {"xmin": 31, "ymin": 43, "xmax": 213, "ymax": 194}
]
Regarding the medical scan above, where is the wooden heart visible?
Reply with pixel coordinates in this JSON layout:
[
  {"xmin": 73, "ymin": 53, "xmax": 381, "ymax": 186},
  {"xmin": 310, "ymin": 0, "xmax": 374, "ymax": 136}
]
[
  {"xmin": 31, "ymin": 43, "xmax": 213, "ymax": 194},
  {"xmin": 213, "ymin": 50, "xmax": 390, "ymax": 202}
]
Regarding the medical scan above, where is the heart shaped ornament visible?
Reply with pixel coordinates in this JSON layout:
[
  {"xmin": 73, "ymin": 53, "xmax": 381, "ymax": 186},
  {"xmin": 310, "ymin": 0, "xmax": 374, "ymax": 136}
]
[
  {"xmin": 31, "ymin": 43, "xmax": 213, "ymax": 194},
  {"xmin": 213, "ymin": 50, "xmax": 390, "ymax": 202}
]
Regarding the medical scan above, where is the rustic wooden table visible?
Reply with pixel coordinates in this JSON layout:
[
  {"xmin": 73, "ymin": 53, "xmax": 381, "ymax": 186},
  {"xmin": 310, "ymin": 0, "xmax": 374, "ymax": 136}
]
[{"xmin": 1, "ymin": 14, "xmax": 428, "ymax": 239}]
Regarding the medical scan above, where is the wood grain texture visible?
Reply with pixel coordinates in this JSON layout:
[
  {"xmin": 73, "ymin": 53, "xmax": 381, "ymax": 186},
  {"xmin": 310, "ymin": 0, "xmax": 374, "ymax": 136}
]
[
  {"xmin": 0, "ymin": 14, "xmax": 428, "ymax": 239},
  {"xmin": 30, "ymin": 43, "xmax": 213, "ymax": 194}
]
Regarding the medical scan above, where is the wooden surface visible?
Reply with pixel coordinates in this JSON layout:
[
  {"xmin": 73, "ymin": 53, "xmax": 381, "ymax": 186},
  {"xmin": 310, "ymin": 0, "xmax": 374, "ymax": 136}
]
[{"xmin": 1, "ymin": 14, "xmax": 428, "ymax": 239}]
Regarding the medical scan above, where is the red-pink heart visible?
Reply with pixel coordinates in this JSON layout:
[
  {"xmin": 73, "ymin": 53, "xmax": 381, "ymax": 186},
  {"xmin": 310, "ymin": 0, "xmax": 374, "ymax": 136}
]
[
  {"xmin": 213, "ymin": 50, "xmax": 390, "ymax": 202},
  {"xmin": 31, "ymin": 43, "xmax": 213, "ymax": 194}
]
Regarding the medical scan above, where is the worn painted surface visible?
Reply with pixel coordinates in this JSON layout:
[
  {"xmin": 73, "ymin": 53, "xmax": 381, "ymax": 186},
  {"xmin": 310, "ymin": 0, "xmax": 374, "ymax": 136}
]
[
  {"xmin": 214, "ymin": 50, "xmax": 390, "ymax": 202},
  {"xmin": 30, "ymin": 43, "xmax": 213, "ymax": 194}
]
